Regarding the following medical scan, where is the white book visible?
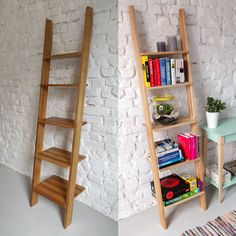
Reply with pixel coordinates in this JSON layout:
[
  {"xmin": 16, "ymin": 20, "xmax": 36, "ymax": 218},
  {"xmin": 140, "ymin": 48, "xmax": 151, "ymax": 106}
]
[
  {"xmin": 179, "ymin": 59, "xmax": 185, "ymax": 83},
  {"xmin": 175, "ymin": 59, "xmax": 181, "ymax": 83},
  {"xmin": 170, "ymin": 59, "xmax": 176, "ymax": 84}
]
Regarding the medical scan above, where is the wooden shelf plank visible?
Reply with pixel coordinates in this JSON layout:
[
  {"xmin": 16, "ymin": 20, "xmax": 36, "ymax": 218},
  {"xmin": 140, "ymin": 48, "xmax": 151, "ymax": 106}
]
[
  {"xmin": 35, "ymin": 147, "xmax": 85, "ymax": 168},
  {"xmin": 147, "ymin": 82, "xmax": 192, "ymax": 90},
  {"xmin": 38, "ymin": 117, "xmax": 87, "ymax": 128},
  {"xmin": 44, "ymin": 51, "xmax": 81, "ymax": 60},
  {"xmin": 141, "ymin": 51, "xmax": 188, "ymax": 56},
  {"xmin": 41, "ymin": 84, "xmax": 78, "ymax": 88},
  {"xmin": 164, "ymin": 191, "xmax": 204, "ymax": 209},
  {"xmin": 34, "ymin": 175, "xmax": 85, "ymax": 207},
  {"xmin": 152, "ymin": 117, "xmax": 196, "ymax": 131},
  {"xmin": 159, "ymin": 158, "xmax": 200, "ymax": 172}
]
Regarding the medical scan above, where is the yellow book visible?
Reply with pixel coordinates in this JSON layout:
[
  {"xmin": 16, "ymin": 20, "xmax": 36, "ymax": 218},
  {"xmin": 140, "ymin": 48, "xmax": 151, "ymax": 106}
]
[{"xmin": 141, "ymin": 56, "xmax": 150, "ymax": 87}]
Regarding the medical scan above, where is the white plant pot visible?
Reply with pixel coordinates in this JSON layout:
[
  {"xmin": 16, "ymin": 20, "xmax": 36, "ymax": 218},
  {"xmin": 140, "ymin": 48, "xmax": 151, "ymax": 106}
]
[{"xmin": 206, "ymin": 112, "xmax": 219, "ymax": 129}]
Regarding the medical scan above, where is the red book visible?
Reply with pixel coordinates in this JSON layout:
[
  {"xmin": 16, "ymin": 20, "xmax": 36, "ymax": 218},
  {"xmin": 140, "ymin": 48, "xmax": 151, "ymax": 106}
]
[
  {"xmin": 156, "ymin": 58, "xmax": 161, "ymax": 86},
  {"xmin": 184, "ymin": 132, "xmax": 196, "ymax": 160},
  {"xmin": 148, "ymin": 59, "xmax": 155, "ymax": 87},
  {"xmin": 153, "ymin": 59, "xmax": 158, "ymax": 86},
  {"xmin": 177, "ymin": 133, "xmax": 192, "ymax": 160}
]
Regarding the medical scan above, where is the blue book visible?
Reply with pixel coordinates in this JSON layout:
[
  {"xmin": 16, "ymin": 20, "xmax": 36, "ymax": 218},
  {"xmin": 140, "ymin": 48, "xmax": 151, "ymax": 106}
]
[
  {"xmin": 159, "ymin": 58, "xmax": 167, "ymax": 85},
  {"xmin": 158, "ymin": 150, "xmax": 182, "ymax": 161},
  {"xmin": 158, "ymin": 155, "xmax": 183, "ymax": 165},
  {"xmin": 165, "ymin": 58, "xmax": 171, "ymax": 85},
  {"xmin": 159, "ymin": 157, "xmax": 184, "ymax": 168}
]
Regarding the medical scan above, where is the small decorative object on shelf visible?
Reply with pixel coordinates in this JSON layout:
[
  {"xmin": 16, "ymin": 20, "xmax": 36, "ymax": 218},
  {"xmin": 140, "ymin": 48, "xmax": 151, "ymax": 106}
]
[
  {"xmin": 157, "ymin": 41, "xmax": 166, "ymax": 52},
  {"xmin": 152, "ymin": 95, "xmax": 179, "ymax": 125},
  {"xmin": 151, "ymin": 173, "xmax": 202, "ymax": 207},
  {"xmin": 205, "ymin": 97, "xmax": 226, "ymax": 129},
  {"xmin": 167, "ymin": 36, "xmax": 178, "ymax": 51}
]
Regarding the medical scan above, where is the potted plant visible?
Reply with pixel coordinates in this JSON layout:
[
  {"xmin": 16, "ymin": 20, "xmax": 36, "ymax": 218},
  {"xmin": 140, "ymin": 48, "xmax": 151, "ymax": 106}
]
[
  {"xmin": 153, "ymin": 103, "xmax": 179, "ymax": 125},
  {"xmin": 205, "ymin": 97, "xmax": 226, "ymax": 128}
]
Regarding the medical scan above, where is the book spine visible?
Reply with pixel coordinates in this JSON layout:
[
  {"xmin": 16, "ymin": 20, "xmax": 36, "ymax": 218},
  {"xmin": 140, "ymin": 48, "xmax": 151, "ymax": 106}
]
[
  {"xmin": 141, "ymin": 56, "xmax": 150, "ymax": 87},
  {"xmin": 153, "ymin": 59, "xmax": 158, "ymax": 86},
  {"xmin": 175, "ymin": 59, "xmax": 181, "ymax": 83},
  {"xmin": 180, "ymin": 59, "xmax": 185, "ymax": 83},
  {"xmin": 185, "ymin": 132, "xmax": 196, "ymax": 160},
  {"xmin": 170, "ymin": 58, "xmax": 176, "ymax": 85},
  {"xmin": 148, "ymin": 59, "xmax": 155, "ymax": 87},
  {"xmin": 159, "ymin": 155, "xmax": 184, "ymax": 165},
  {"xmin": 160, "ymin": 58, "xmax": 167, "ymax": 85},
  {"xmin": 156, "ymin": 58, "xmax": 161, "ymax": 86},
  {"xmin": 158, "ymin": 150, "xmax": 181, "ymax": 161},
  {"xmin": 159, "ymin": 158, "xmax": 183, "ymax": 168},
  {"xmin": 166, "ymin": 58, "xmax": 171, "ymax": 85}
]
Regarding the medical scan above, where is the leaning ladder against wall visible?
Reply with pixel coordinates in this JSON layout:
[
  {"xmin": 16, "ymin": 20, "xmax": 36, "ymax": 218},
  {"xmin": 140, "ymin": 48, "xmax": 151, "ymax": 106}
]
[
  {"xmin": 129, "ymin": 5, "xmax": 206, "ymax": 229},
  {"xmin": 30, "ymin": 6, "xmax": 93, "ymax": 229}
]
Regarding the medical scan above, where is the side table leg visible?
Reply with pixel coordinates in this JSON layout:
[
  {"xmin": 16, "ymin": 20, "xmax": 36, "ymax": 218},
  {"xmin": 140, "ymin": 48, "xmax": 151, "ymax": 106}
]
[
  {"xmin": 217, "ymin": 136, "xmax": 224, "ymax": 204},
  {"xmin": 202, "ymin": 129, "xmax": 208, "ymax": 176}
]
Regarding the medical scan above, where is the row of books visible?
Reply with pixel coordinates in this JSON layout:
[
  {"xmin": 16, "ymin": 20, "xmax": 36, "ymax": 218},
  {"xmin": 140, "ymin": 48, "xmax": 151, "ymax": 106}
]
[
  {"xmin": 155, "ymin": 139, "xmax": 184, "ymax": 169},
  {"xmin": 141, "ymin": 56, "xmax": 185, "ymax": 87},
  {"xmin": 177, "ymin": 132, "xmax": 200, "ymax": 160}
]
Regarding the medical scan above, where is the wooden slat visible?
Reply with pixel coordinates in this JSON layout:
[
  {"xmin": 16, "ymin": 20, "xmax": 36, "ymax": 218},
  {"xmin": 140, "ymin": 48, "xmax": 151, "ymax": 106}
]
[
  {"xmin": 64, "ymin": 6, "xmax": 93, "ymax": 228},
  {"xmin": 129, "ymin": 5, "xmax": 167, "ymax": 229},
  {"xmin": 38, "ymin": 117, "xmax": 87, "ymax": 128},
  {"xmin": 35, "ymin": 147, "xmax": 85, "ymax": 168},
  {"xmin": 34, "ymin": 175, "xmax": 85, "ymax": 207},
  {"xmin": 152, "ymin": 117, "xmax": 196, "ymax": 131},
  {"xmin": 159, "ymin": 158, "xmax": 200, "ymax": 172},
  {"xmin": 31, "ymin": 18, "xmax": 52, "ymax": 206},
  {"xmin": 44, "ymin": 51, "xmax": 81, "ymax": 60},
  {"xmin": 41, "ymin": 84, "xmax": 78, "ymax": 88},
  {"xmin": 141, "ymin": 50, "xmax": 188, "ymax": 56},
  {"xmin": 164, "ymin": 191, "xmax": 204, "ymax": 209},
  {"xmin": 147, "ymin": 82, "xmax": 192, "ymax": 90}
]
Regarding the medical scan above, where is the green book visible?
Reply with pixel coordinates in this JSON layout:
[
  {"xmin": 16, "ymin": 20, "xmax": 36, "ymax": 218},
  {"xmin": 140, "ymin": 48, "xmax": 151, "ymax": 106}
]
[{"xmin": 164, "ymin": 187, "xmax": 200, "ymax": 206}]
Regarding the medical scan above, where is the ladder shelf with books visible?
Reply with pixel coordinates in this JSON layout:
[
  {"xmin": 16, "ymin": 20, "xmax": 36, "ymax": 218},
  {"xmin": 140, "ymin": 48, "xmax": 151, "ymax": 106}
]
[{"xmin": 129, "ymin": 5, "xmax": 207, "ymax": 229}]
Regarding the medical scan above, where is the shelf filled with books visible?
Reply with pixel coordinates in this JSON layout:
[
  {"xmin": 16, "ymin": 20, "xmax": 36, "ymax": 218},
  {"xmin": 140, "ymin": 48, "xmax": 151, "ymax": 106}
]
[
  {"xmin": 151, "ymin": 173, "xmax": 204, "ymax": 208},
  {"xmin": 141, "ymin": 54, "xmax": 186, "ymax": 89}
]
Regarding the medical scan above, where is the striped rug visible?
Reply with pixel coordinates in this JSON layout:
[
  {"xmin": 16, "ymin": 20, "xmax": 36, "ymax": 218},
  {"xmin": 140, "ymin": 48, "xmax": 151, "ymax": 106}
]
[{"xmin": 182, "ymin": 210, "xmax": 236, "ymax": 236}]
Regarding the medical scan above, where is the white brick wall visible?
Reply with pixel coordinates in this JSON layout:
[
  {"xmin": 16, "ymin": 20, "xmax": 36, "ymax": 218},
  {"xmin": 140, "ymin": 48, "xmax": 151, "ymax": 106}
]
[
  {"xmin": 118, "ymin": 0, "xmax": 236, "ymax": 219},
  {"xmin": 0, "ymin": 0, "xmax": 118, "ymax": 220}
]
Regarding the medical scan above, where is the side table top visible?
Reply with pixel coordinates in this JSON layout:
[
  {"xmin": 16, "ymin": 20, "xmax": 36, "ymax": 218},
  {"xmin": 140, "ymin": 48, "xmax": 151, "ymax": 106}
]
[{"xmin": 202, "ymin": 117, "xmax": 236, "ymax": 143}]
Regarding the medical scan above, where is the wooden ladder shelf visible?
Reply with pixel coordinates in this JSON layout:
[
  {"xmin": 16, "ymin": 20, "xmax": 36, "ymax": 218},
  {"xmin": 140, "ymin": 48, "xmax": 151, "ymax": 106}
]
[
  {"xmin": 30, "ymin": 6, "xmax": 93, "ymax": 229},
  {"xmin": 129, "ymin": 5, "xmax": 207, "ymax": 229}
]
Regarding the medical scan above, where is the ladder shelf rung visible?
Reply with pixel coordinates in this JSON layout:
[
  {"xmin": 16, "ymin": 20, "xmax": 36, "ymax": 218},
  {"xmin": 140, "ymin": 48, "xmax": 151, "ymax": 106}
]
[
  {"xmin": 147, "ymin": 82, "xmax": 192, "ymax": 90},
  {"xmin": 141, "ymin": 50, "xmax": 189, "ymax": 57},
  {"xmin": 35, "ymin": 147, "xmax": 85, "ymax": 168},
  {"xmin": 41, "ymin": 84, "xmax": 79, "ymax": 88},
  {"xmin": 33, "ymin": 175, "xmax": 85, "ymax": 207},
  {"xmin": 164, "ymin": 191, "xmax": 204, "ymax": 209},
  {"xmin": 152, "ymin": 117, "xmax": 196, "ymax": 131},
  {"xmin": 38, "ymin": 117, "xmax": 87, "ymax": 128},
  {"xmin": 44, "ymin": 51, "xmax": 81, "ymax": 60}
]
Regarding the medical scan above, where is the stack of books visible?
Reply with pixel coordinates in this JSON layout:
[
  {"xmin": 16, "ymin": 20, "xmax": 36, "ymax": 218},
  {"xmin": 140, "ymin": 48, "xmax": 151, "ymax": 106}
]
[
  {"xmin": 155, "ymin": 139, "xmax": 184, "ymax": 169},
  {"xmin": 177, "ymin": 132, "xmax": 200, "ymax": 160},
  {"xmin": 206, "ymin": 164, "xmax": 231, "ymax": 185},
  {"xmin": 141, "ymin": 56, "xmax": 185, "ymax": 87},
  {"xmin": 151, "ymin": 174, "xmax": 201, "ymax": 207}
]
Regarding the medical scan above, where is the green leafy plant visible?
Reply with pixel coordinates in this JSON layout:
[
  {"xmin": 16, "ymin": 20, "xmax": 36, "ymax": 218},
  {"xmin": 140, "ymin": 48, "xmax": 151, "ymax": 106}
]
[
  {"xmin": 156, "ymin": 103, "xmax": 174, "ymax": 115},
  {"xmin": 205, "ymin": 97, "xmax": 226, "ymax": 113}
]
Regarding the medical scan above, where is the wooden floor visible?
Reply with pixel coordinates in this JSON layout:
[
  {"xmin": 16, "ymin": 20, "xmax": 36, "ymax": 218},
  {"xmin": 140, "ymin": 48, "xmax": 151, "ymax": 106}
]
[{"xmin": 0, "ymin": 164, "xmax": 117, "ymax": 236}]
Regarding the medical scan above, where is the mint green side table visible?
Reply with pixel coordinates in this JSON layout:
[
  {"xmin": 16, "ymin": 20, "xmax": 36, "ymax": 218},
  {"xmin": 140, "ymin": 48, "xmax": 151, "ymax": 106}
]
[{"xmin": 202, "ymin": 117, "xmax": 236, "ymax": 203}]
